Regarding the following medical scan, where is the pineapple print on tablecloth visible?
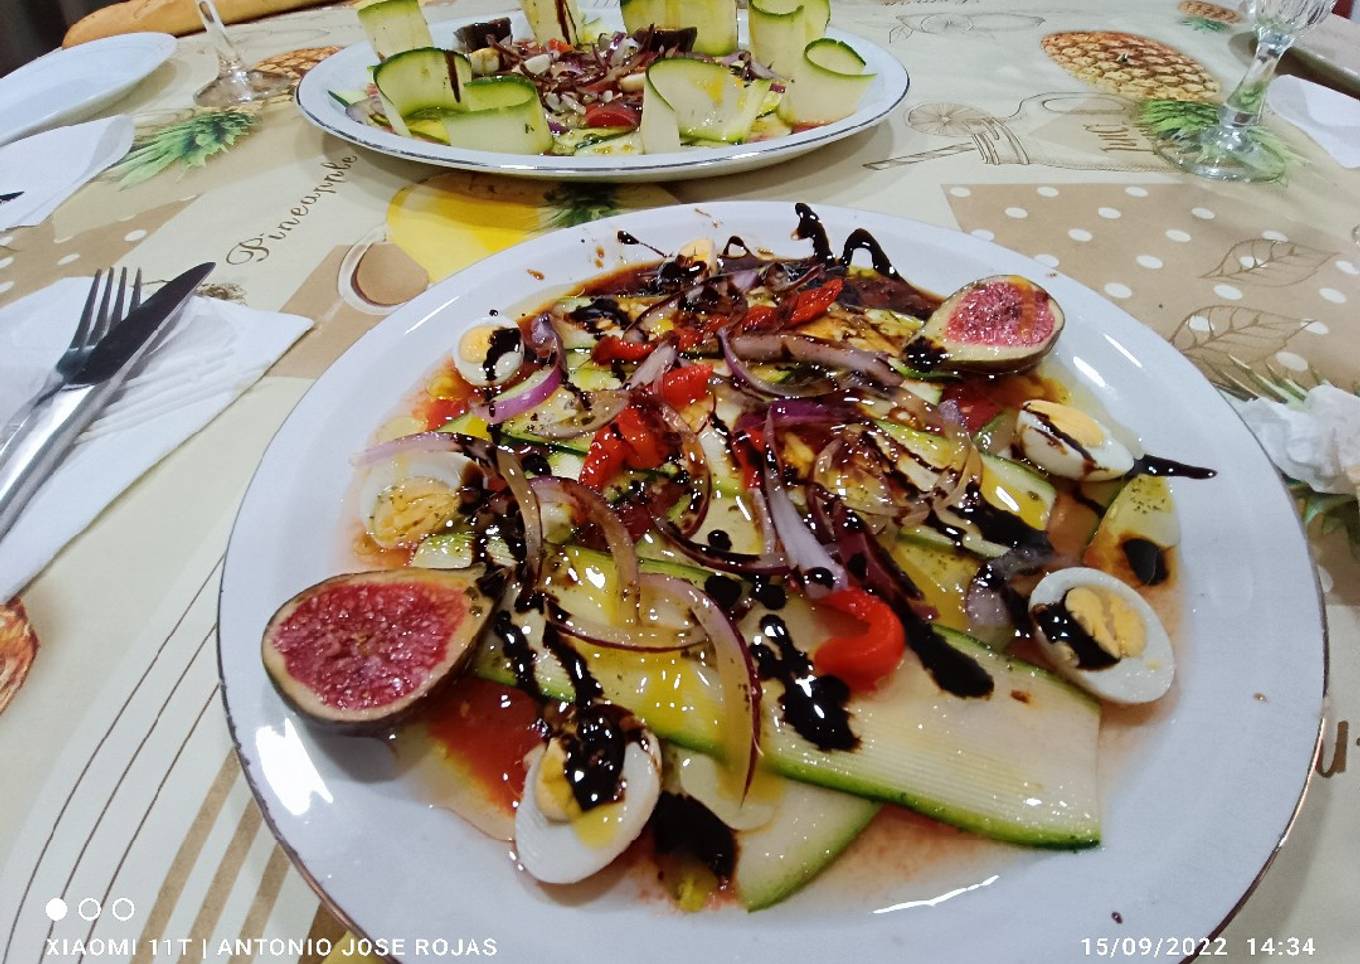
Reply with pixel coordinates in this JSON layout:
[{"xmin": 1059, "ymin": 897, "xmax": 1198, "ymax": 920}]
[
  {"xmin": 106, "ymin": 108, "xmax": 261, "ymax": 187},
  {"xmin": 252, "ymin": 46, "xmax": 343, "ymax": 85},
  {"xmin": 1041, "ymin": 32, "xmax": 1219, "ymax": 102},
  {"xmin": 1178, "ymin": 1, "xmax": 1243, "ymax": 33}
]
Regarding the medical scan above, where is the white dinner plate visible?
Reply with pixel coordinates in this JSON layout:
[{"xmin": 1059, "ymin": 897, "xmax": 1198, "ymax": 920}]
[
  {"xmin": 294, "ymin": 11, "xmax": 908, "ymax": 181},
  {"xmin": 218, "ymin": 203, "xmax": 1325, "ymax": 964},
  {"xmin": 0, "ymin": 33, "xmax": 175, "ymax": 147}
]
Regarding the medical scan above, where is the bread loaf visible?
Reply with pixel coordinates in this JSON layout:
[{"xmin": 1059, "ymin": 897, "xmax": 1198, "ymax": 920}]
[{"xmin": 64, "ymin": 0, "xmax": 335, "ymax": 48}]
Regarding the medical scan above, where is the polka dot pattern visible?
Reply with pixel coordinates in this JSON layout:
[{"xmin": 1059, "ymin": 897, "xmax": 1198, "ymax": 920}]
[
  {"xmin": 1319, "ymin": 288, "xmax": 1346, "ymax": 304},
  {"xmin": 1191, "ymin": 207, "xmax": 1215, "ymax": 220},
  {"xmin": 1274, "ymin": 350, "xmax": 1308, "ymax": 372},
  {"xmin": 1068, "ymin": 228, "xmax": 1092, "ymax": 242},
  {"xmin": 970, "ymin": 228, "xmax": 994, "ymax": 241},
  {"xmin": 1214, "ymin": 284, "xmax": 1242, "ymax": 301},
  {"xmin": 1124, "ymin": 186, "xmax": 1149, "ymax": 198},
  {"xmin": 1005, "ymin": 207, "xmax": 1028, "ymax": 219},
  {"xmin": 1166, "ymin": 229, "xmax": 1191, "ymax": 243},
  {"xmin": 1098, "ymin": 207, "xmax": 1121, "ymax": 220},
  {"xmin": 1037, "ymin": 186, "xmax": 1059, "ymax": 198},
  {"xmin": 1104, "ymin": 282, "xmax": 1132, "ymax": 299},
  {"xmin": 1336, "ymin": 260, "xmax": 1357, "ymax": 276},
  {"xmin": 949, "ymin": 186, "xmax": 971, "ymax": 198},
  {"xmin": 1034, "ymin": 254, "xmax": 1059, "ymax": 267},
  {"xmin": 1136, "ymin": 255, "xmax": 1162, "ymax": 270}
]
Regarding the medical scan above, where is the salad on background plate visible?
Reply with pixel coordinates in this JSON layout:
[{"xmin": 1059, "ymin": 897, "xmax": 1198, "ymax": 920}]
[{"xmin": 255, "ymin": 205, "xmax": 1221, "ymax": 912}]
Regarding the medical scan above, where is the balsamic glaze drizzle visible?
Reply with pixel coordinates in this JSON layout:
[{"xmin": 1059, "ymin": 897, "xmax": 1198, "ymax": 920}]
[
  {"xmin": 753, "ymin": 615, "xmax": 858, "ymax": 751},
  {"xmin": 1121, "ymin": 537, "xmax": 1170, "ymax": 586},
  {"xmin": 1032, "ymin": 596, "xmax": 1120, "ymax": 670},
  {"xmin": 651, "ymin": 792, "xmax": 736, "ymax": 879}
]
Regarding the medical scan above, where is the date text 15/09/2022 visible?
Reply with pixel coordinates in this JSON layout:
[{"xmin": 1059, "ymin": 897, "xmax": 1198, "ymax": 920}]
[{"xmin": 1080, "ymin": 936, "xmax": 1317, "ymax": 957}]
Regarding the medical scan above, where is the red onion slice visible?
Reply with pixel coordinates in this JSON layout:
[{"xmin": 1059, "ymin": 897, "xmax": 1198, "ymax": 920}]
[
  {"xmin": 653, "ymin": 515, "xmax": 788, "ymax": 575},
  {"xmin": 478, "ymin": 359, "xmax": 563, "ymax": 424},
  {"xmin": 760, "ymin": 454, "xmax": 847, "ymax": 597},
  {"xmin": 628, "ymin": 339, "xmax": 678, "ymax": 390},
  {"xmin": 496, "ymin": 447, "xmax": 542, "ymax": 584},
  {"xmin": 530, "ymin": 476, "xmax": 640, "ymax": 620},
  {"xmin": 548, "ymin": 603, "xmax": 702, "ymax": 651},
  {"xmin": 640, "ymin": 573, "xmax": 762, "ymax": 798},
  {"xmin": 653, "ymin": 399, "xmax": 712, "ymax": 537},
  {"xmin": 532, "ymin": 389, "xmax": 629, "ymax": 439},
  {"xmin": 354, "ymin": 431, "xmax": 493, "ymax": 467},
  {"xmin": 729, "ymin": 334, "xmax": 905, "ymax": 391},
  {"xmin": 719, "ymin": 327, "xmax": 828, "ymax": 398}
]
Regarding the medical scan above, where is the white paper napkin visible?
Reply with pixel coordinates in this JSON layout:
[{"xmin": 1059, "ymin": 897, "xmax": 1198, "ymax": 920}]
[
  {"xmin": 0, "ymin": 115, "xmax": 134, "ymax": 231},
  {"xmin": 1268, "ymin": 75, "xmax": 1360, "ymax": 169},
  {"xmin": 0, "ymin": 277, "xmax": 314, "ymax": 600},
  {"xmin": 1232, "ymin": 384, "xmax": 1360, "ymax": 497}
]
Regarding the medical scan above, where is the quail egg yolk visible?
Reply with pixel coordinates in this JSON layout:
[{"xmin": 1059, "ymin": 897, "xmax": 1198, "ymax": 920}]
[
  {"xmin": 1064, "ymin": 586, "xmax": 1146, "ymax": 660},
  {"xmin": 1025, "ymin": 400, "xmax": 1106, "ymax": 448},
  {"xmin": 458, "ymin": 325, "xmax": 499, "ymax": 370},
  {"xmin": 534, "ymin": 740, "xmax": 583, "ymax": 823},
  {"xmin": 369, "ymin": 478, "xmax": 460, "ymax": 549}
]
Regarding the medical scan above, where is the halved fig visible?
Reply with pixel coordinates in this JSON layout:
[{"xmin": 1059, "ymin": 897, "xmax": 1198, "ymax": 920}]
[
  {"xmin": 261, "ymin": 569, "xmax": 495, "ymax": 730},
  {"xmin": 904, "ymin": 275, "xmax": 1064, "ymax": 373}
]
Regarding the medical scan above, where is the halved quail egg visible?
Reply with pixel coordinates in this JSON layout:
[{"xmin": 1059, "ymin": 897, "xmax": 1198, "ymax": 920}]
[
  {"xmin": 453, "ymin": 317, "xmax": 524, "ymax": 387},
  {"xmin": 357, "ymin": 452, "xmax": 472, "ymax": 549},
  {"xmin": 1016, "ymin": 399, "xmax": 1134, "ymax": 481},
  {"xmin": 1029, "ymin": 567, "xmax": 1173, "ymax": 705},
  {"xmin": 515, "ymin": 706, "xmax": 661, "ymax": 884}
]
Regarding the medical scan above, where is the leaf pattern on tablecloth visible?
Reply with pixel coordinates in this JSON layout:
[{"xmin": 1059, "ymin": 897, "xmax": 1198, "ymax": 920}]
[
  {"xmin": 1202, "ymin": 239, "xmax": 1335, "ymax": 287},
  {"xmin": 1170, "ymin": 304, "xmax": 1311, "ymax": 373}
]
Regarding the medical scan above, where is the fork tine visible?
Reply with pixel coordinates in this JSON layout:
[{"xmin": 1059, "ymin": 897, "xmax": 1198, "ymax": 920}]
[
  {"xmin": 130, "ymin": 268, "xmax": 143, "ymax": 312},
  {"xmin": 92, "ymin": 269, "xmax": 115, "ymax": 341},
  {"xmin": 70, "ymin": 270, "xmax": 102, "ymax": 349},
  {"xmin": 108, "ymin": 268, "xmax": 129, "ymax": 331}
]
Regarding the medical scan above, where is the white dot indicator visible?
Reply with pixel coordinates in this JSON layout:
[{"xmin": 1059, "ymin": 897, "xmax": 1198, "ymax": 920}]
[
  {"xmin": 1037, "ymin": 186, "xmax": 1059, "ymax": 197},
  {"xmin": 1068, "ymin": 228, "xmax": 1092, "ymax": 242},
  {"xmin": 1274, "ymin": 350, "xmax": 1308, "ymax": 372},
  {"xmin": 1191, "ymin": 207, "xmax": 1215, "ymax": 220},
  {"xmin": 1005, "ymin": 207, "xmax": 1028, "ymax": 219},
  {"xmin": 1125, "ymin": 186, "xmax": 1149, "ymax": 198},
  {"xmin": 970, "ymin": 228, "xmax": 994, "ymax": 241},
  {"xmin": 0, "ymin": 280, "xmax": 13, "ymax": 295},
  {"xmin": 1136, "ymin": 255, "xmax": 1162, "ymax": 270},
  {"xmin": 57, "ymin": 252, "xmax": 80, "ymax": 266},
  {"xmin": 111, "ymin": 898, "xmax": 135, "ymax": 922},
  {"xmin": 1187, "ymin": 314, "xmax": 1212, "ymax": 333},
  {"xmin": 1262, "ymin": 229, "xmax": 1288, "ymax": 241},
  {"xmin": 78, "ymin": 898, "xmax": 101, "ymax": 921},
  {"xmin": 1098, "ymin": 207, "xmax": 1121, "ymax": 219},
  {"xmin": 0, "ymin": 255, "xmax": 12, "ymax": 270},
  {"xmin": 1103, "ymin": 282, "xmax": 1132, "ymax": 299},
  {"xmin": 1319, "ymin": 287, "xmax": 1346, "ymax": 304},
  {"xmin": 123, "ymin": 229, "xmax": 148, "ymax": 243},
  {"xmin": 45, "ymin": 898, "xmax": 68, "ymax": 922},
  {"xmin": 1305, "ymin": 320, "xmax": 1329, "ymax": 335},
  {"xmin": 1166, "ymin": 229, "xmax": 1191, "ymax": 243},
  {"xmin": 1335, "ymin": 259, "xmax": 1357, "ymax": 275},
  {"xmin": 1214, "ymin": 284, "xmax": 1243, "ymax": 301},
  {"xmin": 1034, "ymin": 254, "xmax": 1059, "ymax": 268},
  {"xmin": 948, "ymin": 186, "xmax": 971, "ymax": 197}
]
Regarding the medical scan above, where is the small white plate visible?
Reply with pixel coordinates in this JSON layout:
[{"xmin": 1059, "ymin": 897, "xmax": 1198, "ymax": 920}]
[
  {"xmin": 295, "ymin": 11, "xmax": 908, "ymax": 181},
  {"xmin": 219, "ymin": 203, "xmax": 1325, "ymax": 963},
  {"xmin": 0, "ymin": 33, "xmax": 175, "ymax": 147}
]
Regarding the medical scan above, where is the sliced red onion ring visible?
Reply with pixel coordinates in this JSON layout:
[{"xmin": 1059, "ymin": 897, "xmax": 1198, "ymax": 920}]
[
  {"xmin": 653, "ymin": 398, "xmax": 712, "ymax": 537},
  {"xmin": 730, "ymin": 334, "xmax": 905, "ymax": 391},
  {"xmin": 354, "ymin": 431, "xmax": 493, "ymax": 468},
  {"xmin": 530, "ymin": 476, "xmax": 640, "ymax": 620},
  {"xmin": 761, "ymin": 454, "xmax": 847, "ymax": 597},
  {"xmin": 749, "ymin": 487, "xmax": 780, "ymax": 558},
  {"xmin": 640, "ymin": 573, "xmax": 762, "ymax": 798},
  {"xmin": 653, "ymin": 515, "xmax": 788, "ymax": 575},
  {"xmin": 532, "ymin": 389, "xmax": 629, "ymax": 440},
  {"xmin": 477, "ymin": 315, "xmax": 566, "ymax": 424},
  {"xmin": 808, "ymin": 486, "xmax": 934, "ymax": 620},
  {"xmin": 628, "ymin": 339, "xmax": 677, "ymax": 390},
  {"xmin": 719, "ymin": 327, "xmax": 829, "ymax": 398},
  {"xmin": 496, "ymin": 447, "xmax": 541, "ymax": 584},
  {"xmin": 548, "ymin": 601, "xmax": 702, "ymax": 652}
]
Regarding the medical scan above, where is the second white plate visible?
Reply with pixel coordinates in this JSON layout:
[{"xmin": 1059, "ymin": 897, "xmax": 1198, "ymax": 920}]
[{"xmin": 294, "ymin": 11, "xmax": 908, "ymax": 181}]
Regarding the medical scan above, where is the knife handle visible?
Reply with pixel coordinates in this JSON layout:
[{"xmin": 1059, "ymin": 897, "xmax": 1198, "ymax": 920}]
[{"xmin": 0, "ymin": 384, "xmax": 105, "ymax": 544}]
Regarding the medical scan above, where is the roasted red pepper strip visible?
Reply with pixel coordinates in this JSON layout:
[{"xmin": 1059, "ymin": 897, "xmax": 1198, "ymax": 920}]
[
  {"xmin": 658, "ymin": 364, "xmax": 712, "ymax": 409},
  {"xmin": 580, "ymin": 425, "xmax": 630, "ymax": 490},
  {"xmin": 731, "ymin": 425, "xmax": 766, "ymax": 490},
  {"xmin": 789, "ymin": 278, "xmax": 844, "ymax": 325},
  {"xmin": 592, "ymin": 335, "xmax": 655, "ymax": 364},
  {"xmin": 812, "ymin": 588, "xmax": 907, "ymax": 691},
  {"xmin": 740, "ymin": 304, "xmax": 779, "ymax": 331},
  {"xmin": 614, "ymin": 407, "xmax": 666, "ymax": 469}
]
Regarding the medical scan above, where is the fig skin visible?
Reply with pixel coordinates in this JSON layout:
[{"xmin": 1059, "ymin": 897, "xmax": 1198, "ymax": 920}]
[
  {"xmin": 261, "ymin": 568, "xmax": 495, "ymax": 733},
  {"xmin": 904, "ymin": 275, "xmax": 1065, "ymax": 375}
]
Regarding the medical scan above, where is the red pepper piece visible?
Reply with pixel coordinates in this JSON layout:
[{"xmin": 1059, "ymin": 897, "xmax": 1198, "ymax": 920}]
[
  {"xmin": 658, "ymin": 364, "xmax": 712, "ymax": 409},
  {"xmin": 812, "ymin": 588, "xmax": 907, "ymax": 691}
]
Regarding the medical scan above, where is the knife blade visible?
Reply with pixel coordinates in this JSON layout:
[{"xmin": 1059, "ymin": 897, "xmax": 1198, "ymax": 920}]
[{"xmin": 71, "ymin": 262, "xmax": 216, "ymax": 386}]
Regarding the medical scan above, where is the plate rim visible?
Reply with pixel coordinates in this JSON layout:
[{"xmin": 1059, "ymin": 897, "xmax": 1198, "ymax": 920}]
[
  {"xmin": 292, "ymin": 12, "xmax": 909, "ymax": 177},
  {"xmin": 216, "ymin": 201, "xmax": 1328, "ymax": 958}
]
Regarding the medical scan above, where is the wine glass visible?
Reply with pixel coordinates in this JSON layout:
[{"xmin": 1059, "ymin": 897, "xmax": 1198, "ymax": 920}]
[
  {"xmin": 192, "ymin": 0, "xmax": 292, "ymax": 107},
  {"xmin": 1156, "ymin": 0, "xmax": 1335, "ymax": 182}
]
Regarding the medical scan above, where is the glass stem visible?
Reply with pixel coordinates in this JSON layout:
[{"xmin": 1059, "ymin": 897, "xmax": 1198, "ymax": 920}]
[
  {"xmin": 196, "ymin": 0, "xmax": 248, "ymax": 77},
  {"xmin": 1216, "ymin": 30, "xmax": 1292, "ymax": 132}
]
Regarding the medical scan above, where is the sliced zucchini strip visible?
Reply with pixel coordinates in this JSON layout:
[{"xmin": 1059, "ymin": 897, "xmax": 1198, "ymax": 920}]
[
  {"xmin": 621, "ymin": 0, "xmax": 739, "ymax": 56},
  {"xmin": 442, "ymin": 75, "xmax": 553, "ymax": 155},
  {"xmin": 356, "ymin": 0, "xmax": 434, "ymax": 61},
  {"xmin": 777, "ymin": 37, "xmax": 874, "ymax": 126},
  {"xmin": 645, "ymin": 58, "xmax": 772, "ymax": 145},
  {"xmin": 749, "ymin": 0, "xmax": 830, "ymax": 76},
  {"xmin": 520, "ymin": 0, "xmax": 583, "ymax": 46}
]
